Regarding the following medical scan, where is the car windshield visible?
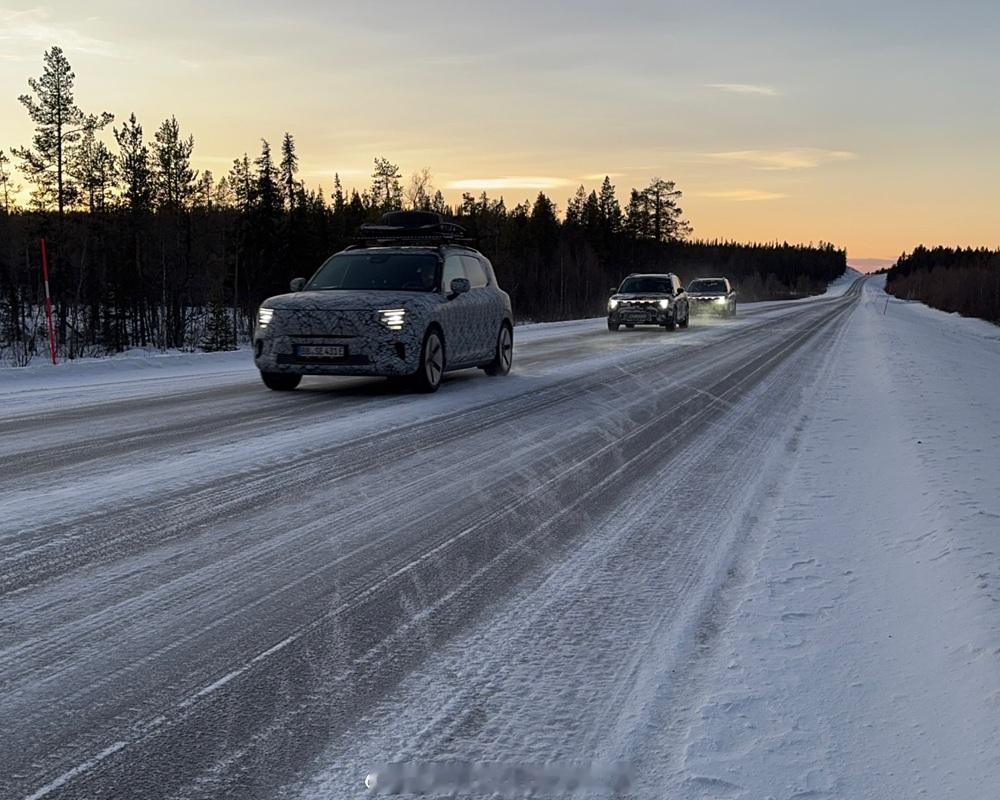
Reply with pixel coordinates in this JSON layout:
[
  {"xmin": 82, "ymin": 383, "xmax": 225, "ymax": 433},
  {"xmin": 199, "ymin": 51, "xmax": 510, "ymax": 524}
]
[
  {"xmin": 306, "ymin": 252, "xmax": 439, "ymax": 291},
  {"xmin": 618, "ymin": 277, "xmax": 673, "ymax": 294},
  {"xmin": 689, "ymin": 279, "xmax": 727, "ymax": 293}
]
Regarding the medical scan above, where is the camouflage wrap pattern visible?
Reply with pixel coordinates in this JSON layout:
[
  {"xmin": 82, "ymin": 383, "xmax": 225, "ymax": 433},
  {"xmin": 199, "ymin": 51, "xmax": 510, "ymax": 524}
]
[{"xmin": 254, "ymin": 283, "xmax": 512, "ymax": 378}]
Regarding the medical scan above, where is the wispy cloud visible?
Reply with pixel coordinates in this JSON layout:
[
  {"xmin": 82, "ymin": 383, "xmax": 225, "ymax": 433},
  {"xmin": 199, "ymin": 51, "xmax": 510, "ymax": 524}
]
[
  {"xmin": 707, "ymin": 83, "xmax": 780, "ymax": 96},
  {"xmin": 446, "ymin": 176, "xmax": 573, "ymax": 191},
  {"xmin": 698, "ymin": 189, "xmax": 788, "ymax": 202},
  {"xmin": 578, "ymin": 172, "xmax": 626, "ymax": 181},
  {"xmin": 0, "ymin": 7, "xmax": 119, "ymax": 58},
  {"xmin": 707, "ymin": 148, "xmax": 858, "ymax": 170}
]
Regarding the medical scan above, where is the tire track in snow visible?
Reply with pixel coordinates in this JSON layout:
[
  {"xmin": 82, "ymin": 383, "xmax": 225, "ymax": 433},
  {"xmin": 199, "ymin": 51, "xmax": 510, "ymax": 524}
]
[{"xmin": 0, "ymin": 284, "xmax": 864, "ymax": 791}]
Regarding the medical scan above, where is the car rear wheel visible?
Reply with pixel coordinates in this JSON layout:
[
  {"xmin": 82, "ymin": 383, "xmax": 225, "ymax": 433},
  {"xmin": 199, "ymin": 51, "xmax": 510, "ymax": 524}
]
[
  {"xmin": 411, "ymin": 328, "xmax": 444, "ymax": 393},
  {"xmin": 483, "ymin": 323, "xmax": 513, "ymax": 376},
  {"xmin": 625, "ymin": 323, "xmax": 635, "ymax": 329},
  {"xmin": 261, "ymin": 371, "xmax": 301, "ymax": 391}
]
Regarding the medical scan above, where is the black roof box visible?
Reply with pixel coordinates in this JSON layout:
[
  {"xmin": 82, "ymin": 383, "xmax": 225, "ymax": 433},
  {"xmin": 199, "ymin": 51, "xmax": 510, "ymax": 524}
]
[
  {"xmin": 380, "ymin": 210, "xmax": 443, "ymax": 228},
  {"xmin": 357, "ymin": 211, "xmax": 467, "ymax": 245}
]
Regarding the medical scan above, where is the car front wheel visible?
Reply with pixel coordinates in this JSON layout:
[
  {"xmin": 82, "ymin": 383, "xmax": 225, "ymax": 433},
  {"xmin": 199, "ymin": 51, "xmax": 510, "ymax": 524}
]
[
  {"xmin": 608, "ymin": 320, "xmax": 620, "ymax": 331},
  {"xmin": 412, "ymin": 328, "xmax": 444, "ymax": 393},
  {"xmin": 261, "ymin": 371, "xmax": 301, "ymax": 391},
  {"xmin": 483, "ymin": 323, "xmax": 513, "ymax": 376}
]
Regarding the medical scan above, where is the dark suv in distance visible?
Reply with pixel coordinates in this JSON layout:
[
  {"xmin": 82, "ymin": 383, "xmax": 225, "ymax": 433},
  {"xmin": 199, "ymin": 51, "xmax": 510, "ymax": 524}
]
[
  {"xmin": 253, "ymin": 212, "xmax": 514, "ymax": 393},
  {"xmin": 607, "ymin": 273, "xmax": 690, "ymax": 331},
  {"xmin": 687, "ymin": 277, "xmax": 736, "ymax": 317}
]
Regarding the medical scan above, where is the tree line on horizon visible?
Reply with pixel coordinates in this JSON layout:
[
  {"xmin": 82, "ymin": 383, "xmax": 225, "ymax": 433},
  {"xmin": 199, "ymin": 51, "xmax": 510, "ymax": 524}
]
[
  {"xmin": 885, "ymin": 246, "xmax": 1000, "ymax": 324},
  {"xmin": 0, "ymin": 46, "xmax": 846, "ymax": 364}
]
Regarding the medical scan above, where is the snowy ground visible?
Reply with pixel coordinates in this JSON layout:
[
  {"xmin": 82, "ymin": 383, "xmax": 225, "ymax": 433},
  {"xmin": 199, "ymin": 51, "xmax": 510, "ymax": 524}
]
[
  {"xmin": 3, "ymin": 270, "xmax": 997, "ymax": 800},
  {"xmin": 666, "ymin": 277, "xmax": 1000, "ymax": 798}
]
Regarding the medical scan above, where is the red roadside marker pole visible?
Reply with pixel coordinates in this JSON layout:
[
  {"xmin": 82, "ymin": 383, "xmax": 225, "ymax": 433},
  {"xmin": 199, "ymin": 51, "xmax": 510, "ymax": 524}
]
[{"xmin": 40, "ymin": 238, "xmax": 57, "ymax": 365}]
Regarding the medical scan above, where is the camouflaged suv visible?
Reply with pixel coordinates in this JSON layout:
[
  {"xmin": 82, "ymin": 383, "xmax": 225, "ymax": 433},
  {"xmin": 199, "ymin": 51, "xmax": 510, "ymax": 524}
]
[
  {"xmin": 607, "ymin": 273, "xmax": 690, "ymax": 331},
  {"xmin": 687, "ymin": 277, "xmax": 737, "ymax": 317},
  {"xmin": 253, "ymin": 212, "xmax": 514, "ymax": 393}
]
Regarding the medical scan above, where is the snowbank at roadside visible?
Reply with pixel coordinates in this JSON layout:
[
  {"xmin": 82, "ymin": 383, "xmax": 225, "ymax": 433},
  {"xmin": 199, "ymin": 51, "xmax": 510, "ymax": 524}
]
[
  {"xmin": 0, "ymin": 346, "xmax": 255, "ymax": 395},
  {"xmin": 676, "ymin": 276, "xmax": 1000, "ymax": 798},
  {"xmin": 877, "ymin": 272, "xmax": 1000, "ymax": 343}
]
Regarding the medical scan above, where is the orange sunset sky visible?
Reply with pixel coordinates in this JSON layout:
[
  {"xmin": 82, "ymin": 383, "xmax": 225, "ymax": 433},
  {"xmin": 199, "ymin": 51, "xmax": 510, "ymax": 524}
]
[{"xmin": 2, "ymin": 1, "xmax": 998, "ymax": 264}]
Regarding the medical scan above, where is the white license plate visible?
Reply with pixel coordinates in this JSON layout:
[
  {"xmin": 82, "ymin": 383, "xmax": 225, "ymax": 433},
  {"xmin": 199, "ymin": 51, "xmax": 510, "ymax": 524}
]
[{"xmin": 296, "ymin": 345, "xmax": 346, "ymax": 358}]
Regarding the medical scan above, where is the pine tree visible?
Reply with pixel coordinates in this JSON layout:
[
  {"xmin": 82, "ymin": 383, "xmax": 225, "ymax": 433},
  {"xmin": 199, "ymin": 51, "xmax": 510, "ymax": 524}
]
[
  {"xmin": 213, "ymin": 175, "xmax": 234, "ymax": 208},
  {"xmin": 152, "ymin": 116, "xmax": 197, "ymax": 212},
  {"xmin": 196, "ymin": 170, "xmax": 215, "ymax": 209},
  {"xmin": 202, "ymin": 296, "xmax": 236, "ymax": 351},
  {"xmin": 530, "ymin": 192, "xmax": 559, "ymax": 239},
  {"xmin": 331, "ymin": 173, "xmax": 345, "ymax": 214},
  {"xmin": 565, "ymin": 185, "xmax": 587, "ymax": 227},
  {"xmin": 0, "ymin": 150, "xmax": 20, "ymax": 213},
  {"xmin": 430, "ymin": 190, "xmax": 448, "ymax": 215},
  {"xmin": 13, "ymin": 46, "xmax": 113, "ymax": 216},
  {"xmin": 71, "ymin": 126, "xmax": 117, "ymax": 213},
  {"xmin": 582, "ymin": 189, "xmax": 601, "ymax": 232},
  {"xmin": 625, "ymin": 188, "xmax": 650, "ymax": 239},
  {"xmin": 370, "ymin": 157, "xmax": 403, "ymax": 213},
  {"xmin": 114, "ymin": 113, "xmax": 153, "ymax": 215},
  {"xmin": 279, "ymin": 132, "xmax": 299, "ymax": 211},
  {"xmin": 598, "ymin": 176, "xmax": 622, "ymax": 234},
  {"xmin": 229, "ymin": 154, "xmax": 254, "ymax": 212},
  {"xmin": 645, "ymin": 177, "xmax": 691, "ymax": 242},
  {"xmin": 254, "ymin": 139, "xmax": 281, "ymax": 218},
  {"xmin": 459, "ymin": 192, "xmax": 477, "ymax": 217}
]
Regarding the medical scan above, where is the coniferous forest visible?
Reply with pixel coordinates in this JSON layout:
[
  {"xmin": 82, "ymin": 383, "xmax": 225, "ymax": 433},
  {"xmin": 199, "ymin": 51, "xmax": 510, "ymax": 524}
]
[
  {"xmin": 885, "ymin": 246, "xmax": 1000, "ymax": 324},
  {"xmin": 0, "ymin": 47, "xmax": 846, "ymax": 364}
]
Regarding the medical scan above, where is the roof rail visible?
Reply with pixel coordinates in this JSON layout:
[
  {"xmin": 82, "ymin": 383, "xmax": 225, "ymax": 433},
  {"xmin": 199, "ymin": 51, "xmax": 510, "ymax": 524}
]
[{"xmin": 356, "ymin": 211, "xmax": 470, "ymax": 246}]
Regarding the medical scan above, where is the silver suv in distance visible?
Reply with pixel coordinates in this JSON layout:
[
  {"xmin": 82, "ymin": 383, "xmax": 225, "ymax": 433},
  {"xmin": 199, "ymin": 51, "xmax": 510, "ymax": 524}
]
[
  {"xmin": 687, "ymin": 277, "xmax": 736, "ymax": 317},
  {"xmin": 607, "ymin": 273, "xmax": 690, "ymax": 331},
  {"xmin": 253, "ymin": 212, "xmax": 514, "ymax": 393}
]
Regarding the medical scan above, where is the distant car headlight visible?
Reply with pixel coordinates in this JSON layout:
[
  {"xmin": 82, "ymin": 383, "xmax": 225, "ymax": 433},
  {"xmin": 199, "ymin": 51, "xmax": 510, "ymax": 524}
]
[
  {"xmin": 377, "ymin": 308, "xmax": 406, "ymax": 331},
  {"xmin": 608, "ymin": 298, "xmax": 619, "ymax": 311},
  {"xmin": 658, "ymin": 298, "xmax": 671, "ymax": 309},
  {"xmin": 258, "ymin": 307, "xmax": 274, "ymax": 327}
]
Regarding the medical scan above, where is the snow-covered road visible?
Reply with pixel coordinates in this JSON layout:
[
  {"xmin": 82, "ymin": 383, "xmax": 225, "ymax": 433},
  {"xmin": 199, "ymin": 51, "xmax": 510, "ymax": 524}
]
[{"xmin": 2, "ymin": 274, "xmax": 997, "ymax": 799}]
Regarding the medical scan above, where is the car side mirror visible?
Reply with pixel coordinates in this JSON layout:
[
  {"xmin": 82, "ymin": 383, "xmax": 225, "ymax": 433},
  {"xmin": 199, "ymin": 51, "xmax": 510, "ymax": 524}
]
[
  {"xmin": 449, "ymin": 277, "xmax": 471, "ymax": 297},
  {"xmin": 290, "ymin": 277, "xmax": 306, "ymax": 292}
]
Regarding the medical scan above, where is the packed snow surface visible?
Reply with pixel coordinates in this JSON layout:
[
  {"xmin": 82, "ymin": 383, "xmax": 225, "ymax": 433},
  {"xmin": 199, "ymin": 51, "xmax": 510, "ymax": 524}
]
[{"xmin": 3, "ymin": 269, "xmax": 998, "ymax": 800}]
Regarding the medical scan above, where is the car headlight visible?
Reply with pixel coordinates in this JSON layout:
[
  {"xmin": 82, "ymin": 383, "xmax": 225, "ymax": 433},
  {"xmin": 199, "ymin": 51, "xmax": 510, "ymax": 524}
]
[
  {"xmin": 258, "ymin": 307, "xmax": 274, "ymax": 327},
  {"xmin": 608, "ymin": 298, "xmax": 619, "ymax": 311},
  {"xmin": 377, "ymin": 308, "xmax": 406, "ymax": 331},
  {"xmin": 658, "ymin": 299, "xmax": 671, "ymax": 309},
  {"xmin": 715, "ymin": 297, "xmax": 727, "ymax": 304}
]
